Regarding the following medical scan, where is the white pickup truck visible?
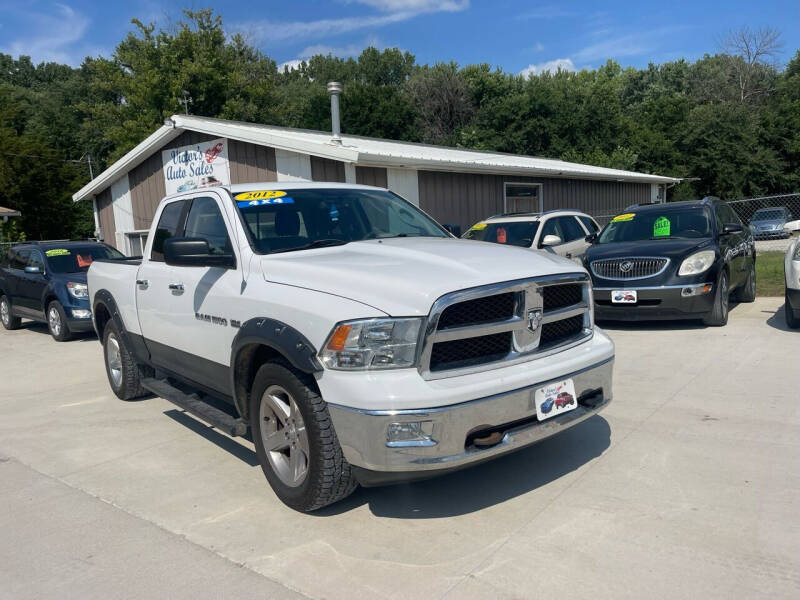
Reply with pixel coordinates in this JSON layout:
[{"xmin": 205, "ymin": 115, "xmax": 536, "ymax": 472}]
[{"xmin": 88, "ymin": 182, "xmax": 614, "ymax": 511}]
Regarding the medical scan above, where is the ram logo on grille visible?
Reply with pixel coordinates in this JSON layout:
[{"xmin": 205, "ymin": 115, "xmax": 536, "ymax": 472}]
[{"xmin": 527, "ymin": 309, "xmax": 543, "ymax": 333}]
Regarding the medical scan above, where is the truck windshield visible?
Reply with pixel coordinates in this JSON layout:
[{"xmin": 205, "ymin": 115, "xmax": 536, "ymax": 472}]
[
  {"xmin": 234, "ymin": 188, "xmax": 449, "ymax": 254},
  {"xmin": 462, "ymin": 221, "xmax": 539, "ymax": 248},
  {"xmin": 597, "ymin": 207, "xmax": 712, "ymax": 244},
  {"xmin": 45, "ymin": 245, "xmax": 126, "ymax": 273}
]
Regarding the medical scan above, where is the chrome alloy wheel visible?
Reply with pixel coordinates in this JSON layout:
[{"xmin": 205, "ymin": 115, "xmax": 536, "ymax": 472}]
[
  {"xmin": 106, "ymin": 333, "xmax": 123, "ymax": 389},
  {"xmin": 0, "ymin": 297, "xmax": 9, "ymax": 326},
  {"xmin": 48, "ymin": 306, "xmax": 62, "ymax": 337},
  {"xmin": 259, "ymin": 385, "xmax": 310, "ymax": 487}
]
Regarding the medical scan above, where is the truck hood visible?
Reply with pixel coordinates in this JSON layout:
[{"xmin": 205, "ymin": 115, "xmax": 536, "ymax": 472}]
[{"xmin": 260, "ymin": 238, "xmax": 582, "ymax": 316}]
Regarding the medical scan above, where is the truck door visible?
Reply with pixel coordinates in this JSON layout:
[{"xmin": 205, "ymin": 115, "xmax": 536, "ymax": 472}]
[
  {"xmin": 135, "ymin": 198, "xmax": 191, "ymax": 373},
  {"xmin": 136, "ymin": 193, "xmax": 241, "ymax": 394}
]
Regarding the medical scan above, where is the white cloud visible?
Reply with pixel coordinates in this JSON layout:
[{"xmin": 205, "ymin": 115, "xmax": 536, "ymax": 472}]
[
  {"xmin": 571, "ymin": 25, "xmax": 690, "ymax": 63},
  {"xmin": 233, "ymin": 0, "xmax": 468, "ymax": 46},
  {"xmin": 520, "ymin": 58, "xmax": 576, "ymax": 77},
  {"xmin": 0, "ymin": 3, "xmax": 91, "ymax": 65},
  {"xmin": 278, "ymin": 59, "xmax": 305, "ymax": 72}
]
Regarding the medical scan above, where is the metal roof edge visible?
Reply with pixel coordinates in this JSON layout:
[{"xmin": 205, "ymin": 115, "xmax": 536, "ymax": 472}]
[
  {"xmin": 72, "ymin": 125, "xmax": 183, "ymax": 202},
  {"xmin": 354, "ymin": 154, "xmax": 680, "ymax": 184},
  {"xmin": 170, "ymin": 115, "xmax": 360, "ymax": 163}
]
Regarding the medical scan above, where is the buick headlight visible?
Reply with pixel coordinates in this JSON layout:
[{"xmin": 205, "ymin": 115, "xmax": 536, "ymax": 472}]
[
  {"xmin": 678, "ymin": 250, "xmax": 716, "ymax": 276},
  {"xmin": 67, "ymin": 282, "xmax": 89, "ymax": 299},
  {"xmin": 320, "ymin": 318, "xmax": 423, "ymax": 370}
]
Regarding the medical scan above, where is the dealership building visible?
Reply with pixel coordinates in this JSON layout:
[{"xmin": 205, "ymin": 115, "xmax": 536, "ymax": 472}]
[{"xmin": 73, "ymin": 110, "xmax": 678, "ymax": 254}]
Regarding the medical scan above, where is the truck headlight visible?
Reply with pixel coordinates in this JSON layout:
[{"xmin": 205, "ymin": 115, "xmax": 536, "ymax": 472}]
[
  {"xmin": 67, "ymin": 282, "xmax": 89, "ymax": 299},
  {"xmin": 678, "ymin": 250, "xmax": 715, "ymax": 276},
  {"xmin": 320, "ymin": 318, "xmax": 423, "ymax": 370}
]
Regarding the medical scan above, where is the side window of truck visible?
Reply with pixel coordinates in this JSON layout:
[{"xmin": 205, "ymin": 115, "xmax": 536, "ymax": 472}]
[
  {"xmin": 184, "ymin": 196, "xmax": 233, "ymax": 255},
  {"xmin": 151, "ymin": 200, "xmax": 189, "ymax": 262}
]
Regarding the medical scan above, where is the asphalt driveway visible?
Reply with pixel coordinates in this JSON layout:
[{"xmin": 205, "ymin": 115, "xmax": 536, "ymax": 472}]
[{"xmin": 0, "ymin": 297, "xmax": 798, "ymax": 599}]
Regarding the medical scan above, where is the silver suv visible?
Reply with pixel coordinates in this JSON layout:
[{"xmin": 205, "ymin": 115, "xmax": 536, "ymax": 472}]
[{"xmin": 462, "ymin": 210, "xmax": 601, "ymax": 263}]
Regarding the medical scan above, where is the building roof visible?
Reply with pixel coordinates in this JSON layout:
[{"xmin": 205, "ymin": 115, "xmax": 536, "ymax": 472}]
[
  {"xmin": 73, "ymin": 114, "xmax": 680, "ymax": 202},
  {"xmin": 0, "ymin": 206, "xmax": 21, "ymax": 217}
]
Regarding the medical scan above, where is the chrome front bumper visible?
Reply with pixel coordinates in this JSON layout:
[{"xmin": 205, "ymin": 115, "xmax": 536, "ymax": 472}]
[{"xmin": 327, "ymin": 357, "xmax": 613, "ymax": 477}]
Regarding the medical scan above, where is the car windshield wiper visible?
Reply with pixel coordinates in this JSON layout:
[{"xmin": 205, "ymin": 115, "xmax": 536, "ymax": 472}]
[{"xmin": 270, "ymin": 239, "xmax": 349, "ymax": 254}]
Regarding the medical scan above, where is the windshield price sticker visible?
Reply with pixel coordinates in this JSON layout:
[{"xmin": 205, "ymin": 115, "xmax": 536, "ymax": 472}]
[
  {"xmin": 234, "ymin": 190, "xmax": 287, "ymax": 201},
  {"xmin": 653, "ymin": 216, "xmax": 671, "ymax": 237},
  {"xmin": 612, "ymin": 213, "xmax": 635, "ymax": 223},
  {"xmin": 237, "ymin": 197, "xmax": 294, "ymax": 207},
  {"xmin": 45, "ymin": 249, "xmax": 70, "ymax": 257}
]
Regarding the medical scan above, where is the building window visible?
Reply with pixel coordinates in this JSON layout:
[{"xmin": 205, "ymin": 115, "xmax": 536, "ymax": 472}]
[
  {"xmin": 504, "ymin": 183, "xmax": 542, "ymax": 214},
  {"xmin": 126, "ymin": 231, "xmax": 150, "ymax": 257}
]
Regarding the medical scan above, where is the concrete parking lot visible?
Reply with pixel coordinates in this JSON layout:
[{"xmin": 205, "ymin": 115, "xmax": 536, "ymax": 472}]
[{"xmin": 1, "ymin": 297, "xmax": 799, "ymax": 599}]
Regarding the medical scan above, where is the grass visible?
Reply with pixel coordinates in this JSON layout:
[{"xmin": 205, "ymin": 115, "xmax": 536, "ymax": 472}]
[{"xmin": 756, "ymin": 251, "xmax": 786, "ymax": 297}]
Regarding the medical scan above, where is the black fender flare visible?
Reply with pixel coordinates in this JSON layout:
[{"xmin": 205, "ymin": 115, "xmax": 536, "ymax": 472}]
[
  {"xmin": 92, "ymin": 289, "xmax": 150, "ymax": 364},
  {"xmin": 229, "ymin": 318, "xmax": 323, "ymax": 416}
]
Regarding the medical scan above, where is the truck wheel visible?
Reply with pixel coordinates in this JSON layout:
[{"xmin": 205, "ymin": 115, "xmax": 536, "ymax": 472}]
[
  {"xmin": 250, "ymin": 361, "xmax": 358, "ymax": 512},
  {"xmin": 703, "ymin": 271, "xmax": 729, "ymax": 327},
  {"xmin": 103, "ymin": 321, "xmax": 146, "ymax": 400},
  {"xmin": 787, "ymin": 291, "xmax": 800, "ymax": 329},
  {"xmin": 47, "ymin": 301, "xmax": 73, "ymax": 342},
  {"xmin": 0, "ymin": 294, "xmax": 21, "ymax": 330},
  {"xmin": 735, "ymin": 263, "xmax": 756, "ymax": 303}
]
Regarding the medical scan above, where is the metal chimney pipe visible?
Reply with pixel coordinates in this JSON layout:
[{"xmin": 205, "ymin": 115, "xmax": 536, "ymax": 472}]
[{"xmin": 327, "ymin": 81, "xmax": 343, "ymax": 144}]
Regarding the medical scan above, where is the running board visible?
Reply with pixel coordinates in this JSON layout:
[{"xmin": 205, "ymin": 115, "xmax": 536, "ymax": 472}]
[{"xmin": 141, "ymin": 377, "xmax": 248, "ymax": 437}]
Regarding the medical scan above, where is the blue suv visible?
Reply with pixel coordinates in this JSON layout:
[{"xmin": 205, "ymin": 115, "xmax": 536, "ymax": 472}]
[{"xmin": 0, "ymin": 241, "xmax": 125, "ymax": 341}]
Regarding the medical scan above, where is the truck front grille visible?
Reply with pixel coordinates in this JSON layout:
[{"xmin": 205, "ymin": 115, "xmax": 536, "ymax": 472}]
[
  {"xmin": 590, "ymin": 257, "xmax": 669, "ymax": 280},
  {"xmin": 420, "ymin": 275, "xmax": 593, "ymax": 379}
]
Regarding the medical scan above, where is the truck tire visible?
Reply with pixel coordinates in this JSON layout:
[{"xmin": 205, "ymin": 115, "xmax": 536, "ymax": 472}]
[
  {"xmin": 47, "ymin": 301, "xmax": 73, "ymax": 342},
  {"xmin": 703, "ymin": 270, "xmax": 729, "ymax": 327},
  {"xmin": 735, "ymin": 262, "xmax": 756, "ymax": 303},
  {"xmin": 103, "ymin": 321, "xmax": 146, "ymax": 400},
  {"xmin": 0, "ymin": 294, "xmax": 21, "ymax": 330},
  {"xmin": 250, "ymin": 361, "xmax": 358, "ymax": 512}
]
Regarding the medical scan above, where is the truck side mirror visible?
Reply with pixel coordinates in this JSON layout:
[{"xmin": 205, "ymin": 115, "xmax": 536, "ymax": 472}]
[
  {"xmin": 442, "ymin": 223, "xmax": 462, "ymax": 237},
  {"xmin": 540, "ymin": 234, "xmax": 562, "ymax": 247},
  {"xmin": 164, "ymin": 237, "xmax": 236, "ymax": 269}
]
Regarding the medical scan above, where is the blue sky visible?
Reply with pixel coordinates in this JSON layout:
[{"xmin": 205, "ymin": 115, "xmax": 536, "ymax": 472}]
[{"xmin": 1, "ymin": 1, "xmax": 798, "ymax": 74}]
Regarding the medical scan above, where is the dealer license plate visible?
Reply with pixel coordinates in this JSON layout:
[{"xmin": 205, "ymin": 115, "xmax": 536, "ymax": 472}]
[
  {"xmin": 534, "ymin": 379, "xmax": 578, "ymax": 421},
  {"xmin": 612, "ymin": 290, "xmax": 637, "ymax": 304}
]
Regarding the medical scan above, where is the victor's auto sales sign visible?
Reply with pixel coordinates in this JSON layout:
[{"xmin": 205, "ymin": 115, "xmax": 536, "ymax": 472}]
[{"xmin": 162, "ymin": 137, "xmax": 231, "ymax": 196}]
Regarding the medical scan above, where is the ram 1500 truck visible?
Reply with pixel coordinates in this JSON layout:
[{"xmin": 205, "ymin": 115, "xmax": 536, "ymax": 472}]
[{"xmin": 88, "ymin": 182, "xmax": 614, "ymax": 512}]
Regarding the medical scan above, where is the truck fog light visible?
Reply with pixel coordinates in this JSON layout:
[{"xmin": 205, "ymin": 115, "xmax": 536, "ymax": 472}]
[
  {"xmin": 386, "ymin": 421, "xmax": 436, "ymax": 447},
  {"xmin": 71, "ymin": 309, "xmax": 92, "ymax": 319}
]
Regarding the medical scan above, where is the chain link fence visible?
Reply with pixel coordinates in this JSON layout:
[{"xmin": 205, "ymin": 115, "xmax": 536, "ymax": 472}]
[{"xmin": 592, "ymin": 193, "xmax": 800, "ymax": 255}]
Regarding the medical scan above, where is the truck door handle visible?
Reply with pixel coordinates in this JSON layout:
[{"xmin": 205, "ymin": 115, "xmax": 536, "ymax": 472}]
[
  {"xmin": 168, "ymin": 283, "xmax": 184, "ymax": 292},
  {"xmin": 136, "ymin": 279, "xmax": 149, "ymax": 288}
]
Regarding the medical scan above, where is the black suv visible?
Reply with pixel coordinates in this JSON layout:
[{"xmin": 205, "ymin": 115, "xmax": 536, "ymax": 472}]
[
  {"xmin": 585, "ymin": 197, "xmax": 755, "ymax": 326},
  {"xmin": 0, "ymin": 241, "xmax": 125, "ymax": 341}
]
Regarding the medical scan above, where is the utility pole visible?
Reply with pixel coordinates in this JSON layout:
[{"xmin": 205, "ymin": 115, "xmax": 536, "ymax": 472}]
[
  {"xmin": 87, "ymin": 153, "xmax": 94, "ymax": 180},
  {"xmin": 180, "ymin": 90, "xmax": 193, "ymax": 115}
]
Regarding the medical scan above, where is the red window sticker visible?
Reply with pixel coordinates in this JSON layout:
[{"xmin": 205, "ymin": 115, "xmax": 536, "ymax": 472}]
[
  {"xmin": 496, "ymin": 227, "xmax": 507, "ymax": 244},
  {"xmin": 76, "ymin": 254, "xmax": 93, "ymax": 268}
]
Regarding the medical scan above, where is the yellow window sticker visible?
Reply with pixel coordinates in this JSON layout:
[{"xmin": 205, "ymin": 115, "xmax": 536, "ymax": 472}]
[
  {"xmin": 234, "ymin": 190, "xmax": 287, "ymax": 201},
  {"xmin": 653, "ymin": 216, "xmax": 671, "ymax": 237},
  {"xmin": 45, "ymin": 249, "xmax": 70, "ymax": 257},
  {"xmin": 470, "ymin": 222, "xmax": 488, "ymax": 231},
  {"xmin": 612, "ymin": 213, "xmax": 635, "ymax": 223}
]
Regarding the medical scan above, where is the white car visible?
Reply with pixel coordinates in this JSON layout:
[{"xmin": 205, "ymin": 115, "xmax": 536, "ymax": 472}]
[
  {"xmin": 87, "ymin": 183, "xmax": 614, "ymax": 511},
  {"xmin": 462, "ymin": 210, "xmax": 601, "ymax": 263},
  {"xmin": 785, "ymin": 236, "xmax": 800, "ymax": 328}
]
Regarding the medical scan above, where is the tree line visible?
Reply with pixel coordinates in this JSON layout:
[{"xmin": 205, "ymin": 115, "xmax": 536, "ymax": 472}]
[{"xmin": 1, "ymin": 9, "xmax": 798, "ymax": 240}]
